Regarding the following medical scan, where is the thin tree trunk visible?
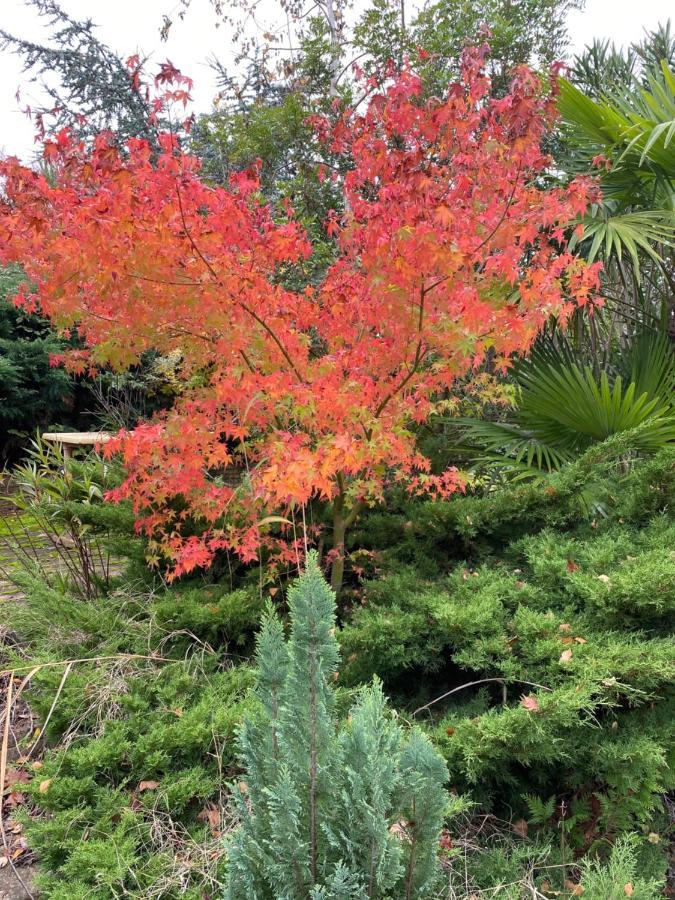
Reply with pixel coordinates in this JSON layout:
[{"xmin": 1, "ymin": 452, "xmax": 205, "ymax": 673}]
[
  {"xmin": 330, "ymin": 474, "xmax": 366, "ymax": 594},
  {"xmin": 330, "ymin": 492, "xmax": 346, "ymax": 595},
  {"xmin": 404, "ymin": 798, "xmax": 418, "ymax": 900},
  {"xmin": 324, "ymin": 0, "xmax": 341, "ymax": 97}
]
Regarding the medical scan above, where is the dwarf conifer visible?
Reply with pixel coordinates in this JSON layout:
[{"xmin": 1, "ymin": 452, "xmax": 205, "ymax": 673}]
[{"xmin": 225, "ymin": 551, "xmax": 449, "ymax": 899}]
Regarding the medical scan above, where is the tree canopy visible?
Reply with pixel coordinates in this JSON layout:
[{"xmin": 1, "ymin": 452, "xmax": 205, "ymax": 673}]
[{"xmin": 0, "ymin": 50, "xmax": 599, "ymax": 586}]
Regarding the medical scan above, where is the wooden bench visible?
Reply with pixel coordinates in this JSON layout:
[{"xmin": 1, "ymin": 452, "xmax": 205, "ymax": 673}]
[{"xmin": 42, "ymin": 432, "xmax": 113, "ymax": 461}]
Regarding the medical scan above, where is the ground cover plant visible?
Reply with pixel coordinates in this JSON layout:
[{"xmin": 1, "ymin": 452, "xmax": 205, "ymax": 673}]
[{"xmin": 1, "ymin": 434, "xmax": 671, "ymax": 897}]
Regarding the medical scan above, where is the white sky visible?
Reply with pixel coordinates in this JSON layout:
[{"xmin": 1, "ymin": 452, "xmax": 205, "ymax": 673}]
[{"xmin": 0, "ymin": 0, "xmax": 672, "ymax": 160}]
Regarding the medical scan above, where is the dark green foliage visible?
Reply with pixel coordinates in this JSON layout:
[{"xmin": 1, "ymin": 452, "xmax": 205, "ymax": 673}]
[
  {"xmin": 339, "ymin": 442, "xmax": 674, "ymax": 865},
  {"xmin": 0, "ymin": 267, "xmax": 76, "ymax": 462},
  {"xmin": 225, "ymin": 553, "xmax": 449, "ymax": 898},
  {"xmin": 0, "ymin": 269, "xmax": 177, "ymax": 460}
]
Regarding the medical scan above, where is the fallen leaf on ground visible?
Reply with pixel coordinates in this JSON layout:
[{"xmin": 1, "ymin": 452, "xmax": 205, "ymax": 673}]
[
  {"xmin": 512, "ymin": 818, "xmax": 528, "ymax": 837},
  {"xmin": 138, "ymin": 780, "xmax": 160, "ymax": 792},
  {"xmin": 197, "ymin": 805, "xmax": 221, "ymax": 832},
  {"xmin": 521, "ymin": 695, "xmax": 540, "ymax": 713}
]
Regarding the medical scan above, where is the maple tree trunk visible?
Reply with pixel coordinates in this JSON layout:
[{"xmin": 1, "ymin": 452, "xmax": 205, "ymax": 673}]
[
  {"xmin": 330, "ymin": 492, "xmax": 347, "ymax": 596},
  {"xmin": 330, "ymin": 481, "xmax": 365, "ymax": 595}
]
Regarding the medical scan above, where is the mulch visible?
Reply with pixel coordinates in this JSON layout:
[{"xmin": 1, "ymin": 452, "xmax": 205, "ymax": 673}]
[
  {"xmin": 1, "ymin": 485, "xmax": 41, "ymax": 899},
  {"xmin": 0, "ymin": 668, "xmax": 40, "ymax": 900}
]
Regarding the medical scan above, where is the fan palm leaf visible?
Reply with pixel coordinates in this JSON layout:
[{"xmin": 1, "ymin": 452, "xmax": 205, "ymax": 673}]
[
  {"xmin": 460, "ymin": 331, "xmax": 675, "ymax": 478},
  {"xmin": 558, "ymin": 62, "xmax": 675, "ymax": 279}
]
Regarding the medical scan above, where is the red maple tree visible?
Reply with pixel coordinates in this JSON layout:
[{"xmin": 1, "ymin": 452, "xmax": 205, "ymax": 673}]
[{"xmin": 0, "ymin": 49, "xmax": 599, "ymax": 590}]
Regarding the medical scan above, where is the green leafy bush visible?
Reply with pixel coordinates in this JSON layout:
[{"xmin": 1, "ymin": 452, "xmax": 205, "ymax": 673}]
[{"xmin": 4, "ymin": 439, "xmax": 672, "ymax": 896}]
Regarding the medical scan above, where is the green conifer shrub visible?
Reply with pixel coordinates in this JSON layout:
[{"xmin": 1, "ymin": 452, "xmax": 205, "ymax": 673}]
[
  {"xmin": 577, "ymin": 835, "xmax": 664, "ymax": 899},
  {"xmin": 225, "ymin": 551, "xmax": 449, "ymax": 899},
  {"xmin": 0, "ymin": 266, "xmax": 75, "ymax": 462},
  {"xmin": 3, "ymin": 434, "xmax": 672, "ymax": 896},
  {"xmin": 3, "ymin": 570, "xmax": 260, "ymax": 898},
  {"xmin": 339, "ymin": 443, "xmax": 674, "ymax": 867}
]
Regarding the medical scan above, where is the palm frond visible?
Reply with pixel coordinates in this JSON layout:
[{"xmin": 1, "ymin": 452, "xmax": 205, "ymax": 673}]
[
  {"xmin": 569, "ymin": 209, "xmax": 675, "ymax": 270},
  {"xmin": 558, "ymin": 63, "xmax": 675, "ymax": 279},
  {"xmin": 460, "ymin": 333, "xmax": 675, "ymax": 479}
]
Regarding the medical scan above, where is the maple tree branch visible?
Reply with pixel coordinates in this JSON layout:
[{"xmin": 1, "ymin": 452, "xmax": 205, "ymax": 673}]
[
  {"xmin": 164, "ymin": 324, "xmax": 216, "ymax": 345},
  {"xmin": 239, "ymin": 349, "xmax": 256, "ymax": 374},
  {"xmin": 372, "ymin": 284, "xmax": 428, "ymax": 421},
  {"xmin": 343, "ymin": 497, "xmax": 366, "ymax": 529},
  {"xmin": 424, "ymin": 160, "xmax": 524, "ymax": 296},
  {"xmin": 174, "ymin": 181, "xmax": 220, "ymax": 283},
  {"xmin": 240, "ymin": 350, "xmax": 286, "ymax": 430},
  {"xmin": 238, "ymin": 299, "xmax": 307, "ymax": 384},
  {"xmin": 82, "ymin": 303, "xmax": 217, "ymax": 350},
  {"xmin": 471, "ymin": 159, "xmax": 523, "ymax": 256},
  {"xmin": 126, "ymin": 269, "xmax": 201, "ymax": 287},
  {"xmin": 373, "ymin": 347, "xmax": 427, "ymax": 421},
  {"xmin": 173, "ymin": 179, "xmax": 306, "ymax": 383}
]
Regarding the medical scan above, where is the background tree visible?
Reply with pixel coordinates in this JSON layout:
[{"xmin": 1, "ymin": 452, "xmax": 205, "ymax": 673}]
[
  {"xmin": 411, "ymin": 0, "xmax": 584, "ymax": 95},
  {"xmin": 0, "ymin": 0, "xmax": 155, "ymax": 147},
  {"xmin": 0, "ymin": 265, "xmax": 77, "ymax": 463},
  {"xmin": 572, "ymin": 21, "xmax": 675, "ymax": 98},
  {"xmin": 190, "ymin": 0, "xmax": 585, "ymax": 259}
]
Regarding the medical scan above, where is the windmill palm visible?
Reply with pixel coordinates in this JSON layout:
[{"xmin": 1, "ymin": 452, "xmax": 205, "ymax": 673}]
[
  {"xmin": 459, "ymin": 331, "xmax": 675, "ymax": 480},
  {"xmin": 558, "ymin": 37, "xmax": 675, "ymax": 336}
]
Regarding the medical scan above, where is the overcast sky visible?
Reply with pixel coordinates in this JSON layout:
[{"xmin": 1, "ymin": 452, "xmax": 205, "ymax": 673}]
[{"xmin": 0, "ymin": 0, "xmax": 672, "ymax": 160}]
